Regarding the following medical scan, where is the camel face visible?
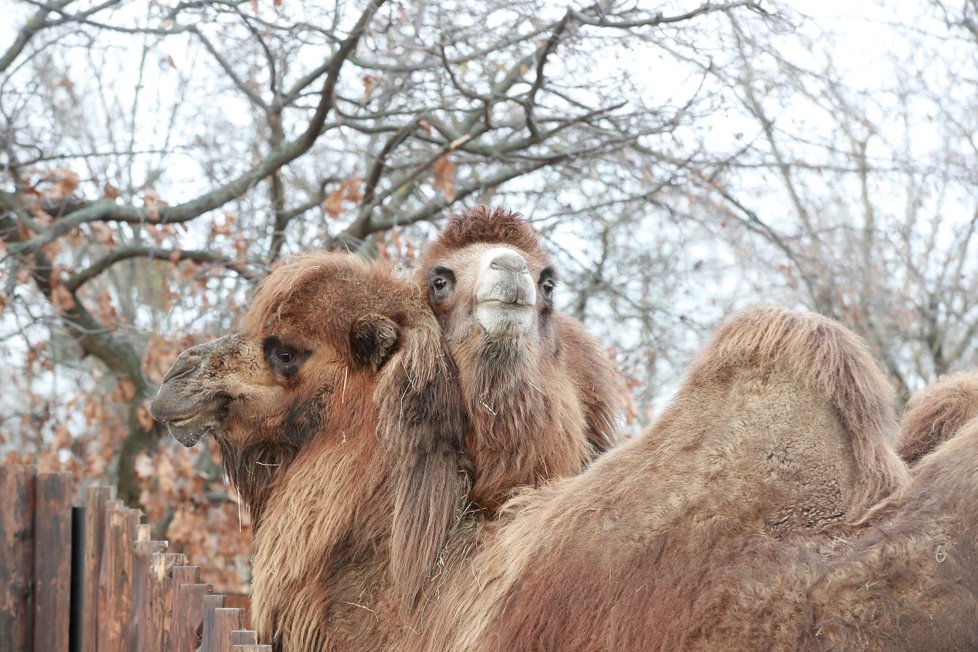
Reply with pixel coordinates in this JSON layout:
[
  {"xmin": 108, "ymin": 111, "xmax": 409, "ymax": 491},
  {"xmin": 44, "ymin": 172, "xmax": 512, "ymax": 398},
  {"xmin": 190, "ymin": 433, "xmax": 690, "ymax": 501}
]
[
  {"xmin": 427, "ymin": 242, "xmax": 552, "ymax": 342},
  {"xmin": 151, "ymin": 255, "xmax": 411, "ymax": 454}
]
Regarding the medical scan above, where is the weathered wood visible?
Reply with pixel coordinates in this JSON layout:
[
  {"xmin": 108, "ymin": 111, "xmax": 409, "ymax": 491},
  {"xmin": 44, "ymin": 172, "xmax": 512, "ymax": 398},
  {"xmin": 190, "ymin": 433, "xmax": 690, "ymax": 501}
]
[
  {"xmin": 230, "ymin": 646, "xmax": 272, "ymax": 651},
  {"xmin": 33, "ymin": 472, "xmax": 75, "ymax": 652},
  {"xmin": 80, "ymin": 486, "xmax": 112, "ymax": 652},
  {"xmin": 165, "ymin": 566, "xmax": 199, "ymax": 652},
  {"xmin": 172, "ymin": 581, "xmax": 210, "ymax": 652},
  {"xmin": 0, "ymin": 465, "xmax": 36, "ymax": 652},
  {"xmin": 230, "ymin": 630, "xmax": 257, "ymax": 645},
  {"xmin": 225, "ymin": 593, "xmax": 251, "ymax": 629},
  {"xmin": 97, "ymin": 504, "xmax": 139, "ymax": 652},
  {"xmin": 200, "ymin": 594, "xmax": 227, "ymax": 652},
  {"xmin": 130, "ymin": 539, "xmax": 167, "ymax": 652},
  {"xmin": 140, "ymin": 552, "xmax": 186, "ymax": 652},
  {"xmin": 211, "ymin": 608, "xmax": 243, "ymax": 652}
]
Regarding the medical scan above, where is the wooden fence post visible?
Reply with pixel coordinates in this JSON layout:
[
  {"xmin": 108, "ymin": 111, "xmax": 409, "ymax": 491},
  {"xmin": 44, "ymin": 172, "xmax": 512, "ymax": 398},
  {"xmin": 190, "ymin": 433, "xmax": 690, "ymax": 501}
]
[
  {"xmin": 0, "ymin": 465, "xmax": 36, "ymax": 652},
  {"xmin": 173, "ymin": 577, "xmax": 211, "ymax": 652},
  {"xmin": 33, "ymin": 472, "xmax": 75, "ymax": 652},
  {"xmin": 200, "ymin": 594, "xmax": 226, "ymax": 652},
  {"xmin": 80, "ymin": 486, "xmax": 112, "ymax": 652},
  {"xmin": 130, "ymin": 537, "xmax": 167, "ymax": 652}
]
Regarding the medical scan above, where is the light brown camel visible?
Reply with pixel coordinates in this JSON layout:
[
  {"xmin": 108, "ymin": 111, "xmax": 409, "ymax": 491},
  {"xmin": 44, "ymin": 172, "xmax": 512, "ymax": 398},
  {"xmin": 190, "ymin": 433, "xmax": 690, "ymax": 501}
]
[
  {"xmin": 415, "ymin": 206, "xmax": 626, "ymax": 511},
  {"xmin": 898, "ymin": 370, "xmax": 978, "ymax": 464},
  {"xmin": 154, "ymin": 255, "xmax": 978, "ymax": 651}
]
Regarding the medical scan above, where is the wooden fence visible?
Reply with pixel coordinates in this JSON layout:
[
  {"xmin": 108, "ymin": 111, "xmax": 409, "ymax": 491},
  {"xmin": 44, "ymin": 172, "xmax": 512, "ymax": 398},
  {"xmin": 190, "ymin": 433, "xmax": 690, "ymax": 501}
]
[{"xmin": 0, "ymin": 465, "xmax": 270, "ymax": 652}]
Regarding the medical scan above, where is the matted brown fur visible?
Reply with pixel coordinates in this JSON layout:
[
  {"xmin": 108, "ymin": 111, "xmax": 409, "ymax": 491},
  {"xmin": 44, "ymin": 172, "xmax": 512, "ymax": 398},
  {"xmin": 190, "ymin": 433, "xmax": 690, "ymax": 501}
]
[
  {"xmin": 416, "ymin": 206, "xmax": 625, "ymax": 512},
  {"xmin": 152, "ymin": 254, "xmax": 471, "ymax": 650},
  {"xmin": 898, "ymin": 370, "xmax": 978, "ymax": 464}
]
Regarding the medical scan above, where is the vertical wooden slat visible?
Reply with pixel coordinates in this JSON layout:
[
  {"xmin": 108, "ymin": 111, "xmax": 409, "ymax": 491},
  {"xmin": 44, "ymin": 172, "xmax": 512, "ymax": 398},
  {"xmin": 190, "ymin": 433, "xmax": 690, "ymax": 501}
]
[
  {"xmin": 172, "ymin": 581, "xmax": 210, "ymax": 652},
  {"xmin": 0, "ymin": 465, "xmax": 36, "ymax": 652},
  {"xmin": 80, "ymin": 486, "xmax": 111, "ymax": 652},
  {"xmin": 139, "ymin": 552, "xmax": 186, "ymax": 652},
  {"xmin": 200, "ymin": 594, "xmax": 226, "ymax": 652},
  {"xmin": 33, "ymin": 472, "xmax": 74, "ymax": 652},
  {"xmin": 224, "ymin": 593, "xmax": 251, "ymax": 629},
  {"xmin": 97, "ymin": 504, "xmax": 138, "ymax": 652},
  {"xmin": 130, "ymin": 539, "xmax": 167, "ymax": 652},
  {"xmin": 230, "ymin": 630, "xmax": 257, "ymax": 645},
  {"xmin": 212, "ymin": 608, "xmax": 243, "ymax": 652},
  {"xmin": 164, "ymin": 565, "xmax": 198, "ymax": 652}
]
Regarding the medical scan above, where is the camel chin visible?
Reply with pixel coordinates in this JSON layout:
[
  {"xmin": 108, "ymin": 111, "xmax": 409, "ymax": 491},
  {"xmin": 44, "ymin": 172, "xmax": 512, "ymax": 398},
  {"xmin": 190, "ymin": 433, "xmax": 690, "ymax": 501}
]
[{"xmin": 164, "ymin": 413, "xmax": 222, "ymax": 447}]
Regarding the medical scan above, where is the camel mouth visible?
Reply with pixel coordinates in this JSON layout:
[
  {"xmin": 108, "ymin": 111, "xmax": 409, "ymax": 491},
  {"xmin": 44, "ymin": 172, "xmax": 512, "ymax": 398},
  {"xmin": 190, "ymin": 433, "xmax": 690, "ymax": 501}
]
[
  {"xmin": 151, "ymin": 394, "xmax": 229, "ymax": 447},
  {"xmin": 475, "ymin": 301, "xmax": 536, "ymax": 337}
]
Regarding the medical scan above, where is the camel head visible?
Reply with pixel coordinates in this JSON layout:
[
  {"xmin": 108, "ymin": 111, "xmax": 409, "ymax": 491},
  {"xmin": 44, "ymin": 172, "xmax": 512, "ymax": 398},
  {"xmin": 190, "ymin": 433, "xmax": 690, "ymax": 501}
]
[
  {"xmin": 417, "ymin": 206, "xmax": 556, "ymax": 344},
  {"xmin": 151, "ymin": 254, "xmax": 471, "ymax": 633},
  {"xmin": 415, "ymin": 206, "xmax": 624, "ymax": 512},
  {"xmin": 151, "ymin": 254, "xmax": 415, "ymax": 456}
]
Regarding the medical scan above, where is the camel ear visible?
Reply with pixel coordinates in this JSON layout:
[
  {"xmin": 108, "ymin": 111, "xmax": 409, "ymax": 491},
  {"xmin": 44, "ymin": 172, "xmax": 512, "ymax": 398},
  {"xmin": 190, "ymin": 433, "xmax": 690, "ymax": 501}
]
[{"xmin": 350, "ymin": 314, "xmax": 400, "ymax": 371}]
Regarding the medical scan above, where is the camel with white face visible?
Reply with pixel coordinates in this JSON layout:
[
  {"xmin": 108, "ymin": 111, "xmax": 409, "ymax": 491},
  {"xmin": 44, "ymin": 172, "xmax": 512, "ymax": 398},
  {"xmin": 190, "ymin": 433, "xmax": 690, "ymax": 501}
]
[{"xmin": 415, "ymin": 206, "xmax": 626, "ymax": 512}]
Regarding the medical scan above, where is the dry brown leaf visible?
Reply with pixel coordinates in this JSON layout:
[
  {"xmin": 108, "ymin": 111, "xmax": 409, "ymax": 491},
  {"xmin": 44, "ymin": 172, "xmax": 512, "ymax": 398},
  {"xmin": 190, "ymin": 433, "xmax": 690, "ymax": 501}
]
[
  {"xmin": 118, "ymin": 379, "xmax": 137, "ymax": 402},
  {"xmin": 342, "ymin": 175, "xmax": 363, "ymax": 203},
  {"xmin": 51, "ymin": 284, "xmax": 76, "ymax": 313},
  {"xmin": 324, "ymin": 187, "xmax": 344, "ymax": 218},
  {"xmin": 137, "ymin": 403, "xmax": 155, "ymax": 431},
  {"xmin": 57, "ymin": 170, "xmax": 80, "ymax": 198},
  {"xmin": 91, "ymin": 222, "xmax": 115, "ymax": 245},
  {"xmin": 433, "ymin": 155, "xmax": 456, "ymax": 201},
  {"xmin": 144, "ymin": 189, "xmax": 160, "ymax": 221},
  {"xmin": 362, "ymin": 74, "xmax": 381, "ymax": 98},
  {"xmin": 103, "ymin": 182, "xmax": 120, "ymax": 200}
]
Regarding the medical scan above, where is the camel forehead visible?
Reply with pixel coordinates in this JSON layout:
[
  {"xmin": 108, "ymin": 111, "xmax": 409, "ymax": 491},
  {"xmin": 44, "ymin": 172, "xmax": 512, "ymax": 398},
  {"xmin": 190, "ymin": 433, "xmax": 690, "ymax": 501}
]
[{"xmin": 242, "ymin": 256, "xmax": 419, "ymax": 341}]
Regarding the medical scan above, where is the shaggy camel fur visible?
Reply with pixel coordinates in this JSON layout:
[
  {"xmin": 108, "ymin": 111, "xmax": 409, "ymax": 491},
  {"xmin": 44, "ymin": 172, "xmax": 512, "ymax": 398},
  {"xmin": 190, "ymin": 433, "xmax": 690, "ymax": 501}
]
[
  {"xmin": 898, "ymin": 370, "xmax": 978, "ymax": 464},
  {"xmin": 153, "ymin": 255, "xmax": 954, "ymax": 649},
  {"xmin": 152, "ymin": 254, "xmax": 471, "ymax": 650},
  {"xmin": 416, "ymin": 206, "xmax": 625, "ymax": 511}
]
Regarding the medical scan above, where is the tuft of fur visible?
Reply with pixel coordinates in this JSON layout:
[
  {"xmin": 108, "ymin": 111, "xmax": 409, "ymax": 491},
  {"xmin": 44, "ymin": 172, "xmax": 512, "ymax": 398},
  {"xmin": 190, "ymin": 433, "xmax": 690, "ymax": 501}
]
[
  {"xmin": 425, "ymin": 205, "xmax": 549, "ymax": 264},
  {"xmin": 898, "ymin": 370, "xmax": 978, "ymax": 464}
]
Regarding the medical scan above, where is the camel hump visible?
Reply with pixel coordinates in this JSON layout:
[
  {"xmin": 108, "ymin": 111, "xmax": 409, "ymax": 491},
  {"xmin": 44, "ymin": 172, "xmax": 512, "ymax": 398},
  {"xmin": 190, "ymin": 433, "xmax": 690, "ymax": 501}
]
[
  {"xmin": 899, "ymin": 370, "xmax": 978, "ymax": 465},
  {"xmin": 661, "ymin": 306, "xmax": 908, "ymax": 527}
]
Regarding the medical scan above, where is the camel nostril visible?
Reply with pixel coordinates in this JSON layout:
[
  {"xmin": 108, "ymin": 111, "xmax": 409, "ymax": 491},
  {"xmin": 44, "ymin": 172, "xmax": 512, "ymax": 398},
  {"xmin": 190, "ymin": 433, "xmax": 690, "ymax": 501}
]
[
  {"xmin": 489, "ymin": 252, "xmax": 528, "ymax": 274},
  {"xmin": 162, "ymin": 354, "xmax": 202, "ymax": 384}
]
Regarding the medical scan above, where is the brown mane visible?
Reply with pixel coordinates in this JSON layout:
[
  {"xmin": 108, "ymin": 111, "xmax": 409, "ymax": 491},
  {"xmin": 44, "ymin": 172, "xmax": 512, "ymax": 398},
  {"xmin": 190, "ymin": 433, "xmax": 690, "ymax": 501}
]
[{"xmin": 898, "ymin": 370, "xmax": 978, "ymax": 464}]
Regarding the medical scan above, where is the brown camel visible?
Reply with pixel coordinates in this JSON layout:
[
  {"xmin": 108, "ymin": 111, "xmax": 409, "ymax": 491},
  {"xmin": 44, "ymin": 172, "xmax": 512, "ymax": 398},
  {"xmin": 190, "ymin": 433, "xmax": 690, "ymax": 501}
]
[
  {"xmin": 152, "ymin": 254, "xmax": 471, "ymax": 649},
  {"xmin": 898, "ymin": 370, "xmax": 978, "ymax": 464},
  {"xmin": 415, "ymin": 206, "xmax": 626, "ymax": 511},
  {"xmin": 155, "ymin": 255, "xmax": 978, "ymax": 651}
]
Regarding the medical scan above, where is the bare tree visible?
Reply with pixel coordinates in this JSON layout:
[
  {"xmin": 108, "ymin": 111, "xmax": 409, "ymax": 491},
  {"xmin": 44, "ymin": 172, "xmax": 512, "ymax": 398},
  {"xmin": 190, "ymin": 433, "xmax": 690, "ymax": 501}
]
[{"xmin": 0, "ymin": 0, "xmax": 768, "ymax": 506}]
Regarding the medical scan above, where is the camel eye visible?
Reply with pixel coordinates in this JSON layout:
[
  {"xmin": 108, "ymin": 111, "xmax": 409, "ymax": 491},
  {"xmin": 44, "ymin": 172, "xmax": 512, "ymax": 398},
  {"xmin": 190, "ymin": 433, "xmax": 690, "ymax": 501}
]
[
  {"xmin": 263, "ymin": 337, "xmax": 306, "ymax": 377},
  {"xmin": 276, "ymin": 349, "xmax": 295, "ymax": 364},
  {"xmin": 539, "ymin": 267, "xmax": 557, "ymax": 303},
  {"xmin": 428, "ymin": 266, "xmax": 455, "ymax": 304}
]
